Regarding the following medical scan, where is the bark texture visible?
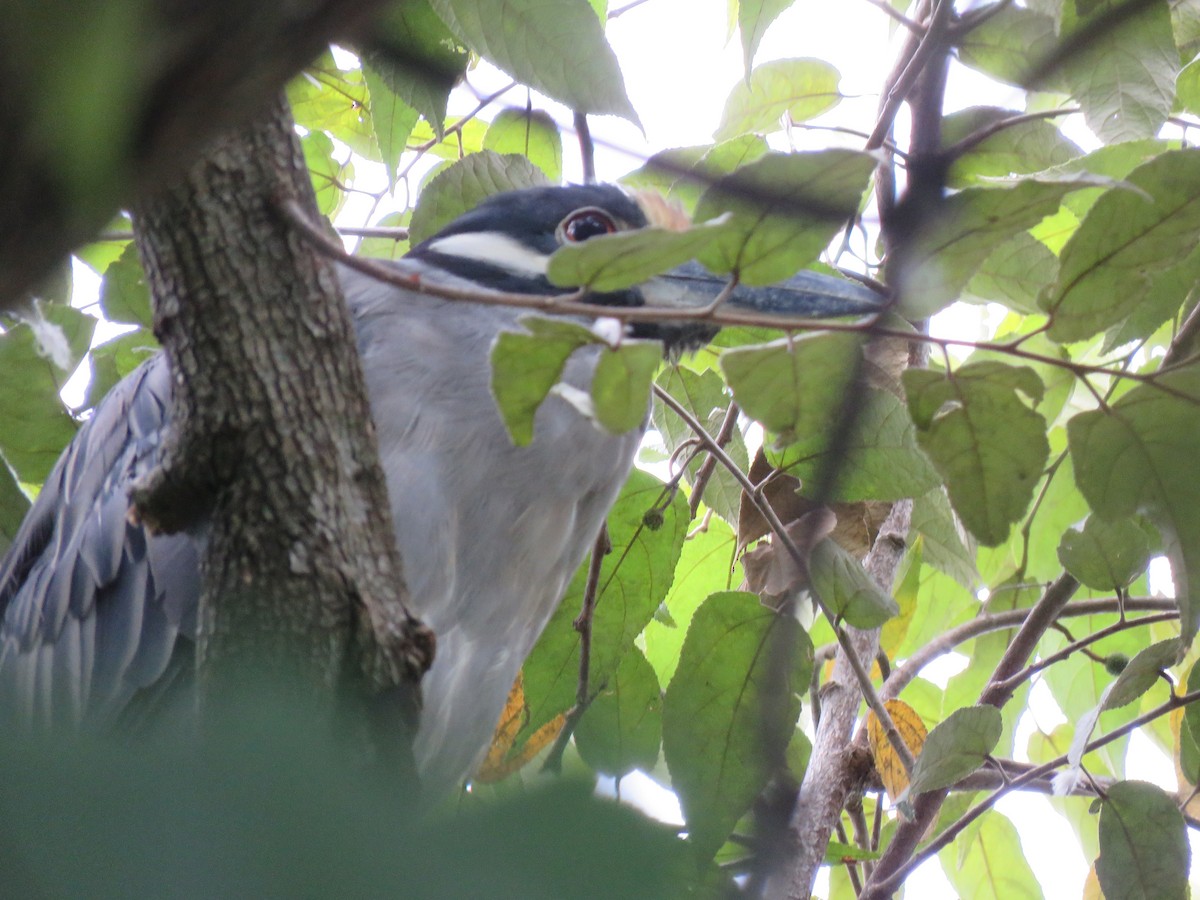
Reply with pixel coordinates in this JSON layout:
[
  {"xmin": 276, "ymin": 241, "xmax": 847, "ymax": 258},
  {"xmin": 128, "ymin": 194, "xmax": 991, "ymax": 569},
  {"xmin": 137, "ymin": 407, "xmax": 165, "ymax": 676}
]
[
  {"xmin": 131, "ymin": 95, "xmax": 430, "ymax": 742},
  {"xmin": 763, "ymin": 501, "xmax": 911, "ymax": 900}
]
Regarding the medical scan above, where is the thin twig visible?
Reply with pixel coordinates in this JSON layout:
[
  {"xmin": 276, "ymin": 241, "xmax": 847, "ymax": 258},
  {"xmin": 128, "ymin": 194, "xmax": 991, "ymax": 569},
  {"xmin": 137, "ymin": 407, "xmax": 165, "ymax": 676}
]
[
  {"xmin": 866, "ymin": 0, "xmax": 952, "ymax": 151},
  {"xmin": 860, "ymin": 0, "xmax": 926, "ymax": 33},
  {"xmin": 607, "ymin": 0, "xmax": 655, "ymax": 18},
  {"xmin": 574, "ymin": 111, "xmax": 596, "ymax": 184},
  {"xmin": 652, "ymin": 384, "xmax": 916, "ymax": 775},
  {"xmin": 541, "ymin": 524, "xmax": 609, "ymax": 773},
  {"xmin": 396, "ymin": 80, "xmax": 519, "ymax": 182},
  {"xmin": 96, "ymin": 224, "xmax": 411, "ymax": 243},
  {"xmin": 834, "ymin": 819, "xmax": 865, "ymax": 895},
  {"xmin": 688, "ymin": 401, "xmax": 740, "ymax": 519},
  {"xmin": 869, "ymin": 686, "xmax": 1200, "ymax": 895},
  {"xmin": 881, "ymin": 597, "xmax": 1177, "ymax": 699},
  {"xmin": 993, "ymin": 611, "xmax": 1178, "ymax": 697},
  {"xmin": 942, "ymin": 107, "xmax": 1082, "ymax": 161}
]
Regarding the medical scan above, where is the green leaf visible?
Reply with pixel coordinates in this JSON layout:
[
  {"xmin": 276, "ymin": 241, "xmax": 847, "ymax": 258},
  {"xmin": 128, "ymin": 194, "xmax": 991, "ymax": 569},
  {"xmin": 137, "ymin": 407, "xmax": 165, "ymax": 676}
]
[
  {"xmin": 904, "ymin": 363, "xmax": 1050, "ymax": 547},
  {"xmin": 287, "ymin": 59, "xmax": 377, "ymax": 160},
  {"xmin": 1178, "ymin": 55, "xmax": 1200, "ymax": 116},
  {"xmin": 408, "ymin": 117, "xmax": 490, "ymax": 160},
  {"xmin": 824, "ymin": 840, "xmax": 879, "ymax": 865},
  {"xmin": 721, "ymin": 332, "xmax": 862, "ymax": 442},
  {"xmin": 1102, "ymin": 244, "xmax": 1200, "ymax": 351},
  {"xmin": 642, "ymin": 518, "xmax": 740, "ymax": 688},
  {"xmin": 896, "ymin": 178, "xmax": 1089, "ymax": 318},
  {"xmin": 1097, "ymin": 781, "xmax": 1189, "ymax": 900},
  {"xmin": 693, "ymin": 150, "xmax": 876, "ymax": 284},
  {"xmin": 0, "ymin": 721, "xmax": 686, "ymax": 899},
  {"xmin": 360, "ymin": 0, "xmax": 467, "ymax": 137},
  {"xmin": 29, "ymin": 257, "xmax": 72, "ymax": 307},
  {"xmin": 619, "ymin": 145, "xmax": 708, "ymax": 201},
  {"xmin": 408, "ymin": 150, "xmax": 551, "ymax": 244},
  {"xmin": 942, "ymin": 107, "xmax": 1080, "ymax": 189},
  {"xmin": 98, "ymin": 242, "xmax": 152, "ymax": 328},
  {"xmin": 1046, "ymin": 151, "xmax": 1200, "ymax": 343},
  {"xmin": 1059, "ymin": 0, "xmax": 1178, "ymax": 143},
  {"xmin": 1067, "ymin": 365, "xmax": 1200, "ymax": 643},
  {"xmin": 490, "ymin": 318, "xmax": 599, "ymax": 445},
  {"xmin": 663, "ymin": 591, "xmax": 812, "ymax": 861},
  {"xmin": 522, "ymin": 469, "xmax": 689, "ymax": 742},
  {"xmin": 0, "ymin": 460, "xmax": 30, "ymax": 558},
  {"xmin": 430, "ymin": 0, "xmax": 639, "ymax": 123},
  {"xmin": 963, "ymin": 231, "xmax": 1059, "ymax": 314},
  {"xmin": 362, "ymin": 63, "xmax": 420, "ymax": 188},
  {"xmin": 911, "ymin": 488, "xmax": 978, "ymax": 589},
  {"xmin": 903, "ymin": 705, "xmax": 1002, "ymax": 798},
  {"xmin": 591, "ymin": 341, "xmax": 660, "ymax": 434},
  {"xmin": 547, "ymin": 217, "xmax": 731, "ymax": 292},
  {"xmin": 1182, "ymin": 660, "xmax": 1200, "ymax": 768},
  {"xmin": 483, "ymin": 108, "xmax": 563, "ymax": 183},
  {"xmin": 1041, "ymin": 139, "xmax": 1172, "ymax": 222},
  {"xmin": 666, "ymin": 136, "xmax": 772, "ymax": 213},
  {"xmin": 300, "ymin": 131, "xmax": 348, "ymax": 219},
  {"xmin": 714, "ymin": 58, "xmax": 840, "ymax": 141},
  {"xmin": 1101, "ymin": 639, "xmax": 1179, "ymax": 710},
  {"xmin": 1057, "ymin": 515, "xmax": 1153, "ymax": 591},
  {"xmin": 574, "ymin": 647, "xmax": 662, "ymax": 777},
  {"xmin": 770, "ymin": 387, "xmax": 940, "ymax": 502},
  {"xmin": 75, "ymin": 213, "xmax": 132, "ymax": 274},
  {"xmin": 651, "ymin": 367, "xmax": 729, "ymax": 457},
  {"xmin": 939, "ymin": 811, "xmax": 1045, "ymax": 900},
  {"xmin": 957, "ymin": 6, "xmax": 1059, "ymax": 87},
  {"xmin": 809, "ymin": 539, "xmax": 900, "ymax": 628},
  {"xmin": 84, "ymin": 328, "xmax": 157, "ymax": 410},
  {"xmin": 0, "ymin": 306, "xmax": 93, "ymax": 482},
  {"xmin": 737, "ymin": 0, "xmax": 794, "ymax": 74}
]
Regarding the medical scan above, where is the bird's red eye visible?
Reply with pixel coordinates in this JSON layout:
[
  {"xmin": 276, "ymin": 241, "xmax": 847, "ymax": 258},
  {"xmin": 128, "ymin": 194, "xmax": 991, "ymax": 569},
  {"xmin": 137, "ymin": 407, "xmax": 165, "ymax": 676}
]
[{"xmin": 560, "ymin": 208, "xmax": 617, "ymax": 243}]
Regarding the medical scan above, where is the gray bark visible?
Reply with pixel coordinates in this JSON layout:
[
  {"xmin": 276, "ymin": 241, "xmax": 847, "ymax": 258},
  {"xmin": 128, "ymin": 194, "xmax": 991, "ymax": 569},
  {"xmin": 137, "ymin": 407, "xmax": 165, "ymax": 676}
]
[{"xmin": 131, "ymin": 95, "xmax": 430, "ymax": 761}]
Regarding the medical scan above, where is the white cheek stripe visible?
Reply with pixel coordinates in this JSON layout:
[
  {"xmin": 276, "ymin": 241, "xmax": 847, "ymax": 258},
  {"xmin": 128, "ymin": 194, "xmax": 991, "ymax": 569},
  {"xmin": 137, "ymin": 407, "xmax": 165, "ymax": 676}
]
[{"xmin": 424, "ymin": 232, "xmax": 549, "ymax": 275}]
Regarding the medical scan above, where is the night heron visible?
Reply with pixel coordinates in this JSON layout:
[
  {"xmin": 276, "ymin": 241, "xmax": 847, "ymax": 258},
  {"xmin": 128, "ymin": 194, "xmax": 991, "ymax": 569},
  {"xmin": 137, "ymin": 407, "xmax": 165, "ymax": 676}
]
[{"xmin": 0, "ymin": 184, "xmax": 881, "ymax": 793}]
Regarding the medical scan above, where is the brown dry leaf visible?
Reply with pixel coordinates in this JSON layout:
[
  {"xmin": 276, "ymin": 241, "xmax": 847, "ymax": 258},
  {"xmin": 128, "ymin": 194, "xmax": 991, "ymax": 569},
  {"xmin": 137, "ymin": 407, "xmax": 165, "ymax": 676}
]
[
  {"xmin": 737, "ymin": 449, "xmax": 891, "ymax": 560},
  {"xmin": 633, "ymin": 190, "xmax": 692, "ymax": 231},
  {"xmin": 866, "ymin": 699, "xmax": 927, "ymax": 802},
  {"xmin": 474, "ymin": 671, "xmax": 566, "ymax": 784},
  {"xmin": 741, "ymin": 508, "xmax": 836, "ymax": 605}
]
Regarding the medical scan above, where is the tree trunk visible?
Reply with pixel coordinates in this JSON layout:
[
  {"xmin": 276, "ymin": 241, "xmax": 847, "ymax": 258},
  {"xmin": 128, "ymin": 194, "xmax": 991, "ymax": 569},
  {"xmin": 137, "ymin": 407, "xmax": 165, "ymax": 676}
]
[{"xmin": 130, "ymin": 94, "xmax": 431, "ymax": 764}]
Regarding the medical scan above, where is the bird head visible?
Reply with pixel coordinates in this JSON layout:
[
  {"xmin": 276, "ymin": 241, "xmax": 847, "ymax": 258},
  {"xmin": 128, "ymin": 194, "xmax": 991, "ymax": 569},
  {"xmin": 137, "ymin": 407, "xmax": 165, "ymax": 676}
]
[{"xmin": 407, "ymin": 183, "xmax": 883, "ymax": 351}]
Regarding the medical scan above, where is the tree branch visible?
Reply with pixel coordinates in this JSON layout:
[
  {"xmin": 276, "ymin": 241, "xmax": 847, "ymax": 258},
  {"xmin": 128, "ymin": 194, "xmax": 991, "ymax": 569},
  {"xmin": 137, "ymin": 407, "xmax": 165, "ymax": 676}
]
[
  {"xmin": 761, "ymin": 503, "xmax": 911, "ymax": 900},
  {"xmin": 882, "ymin": 597, "xmax": 1177, "ymax": 699},
  {"xmin": 867, "ymin": 686, "xmax": 1200, "ymax": 896},
  {"xmin": 862, "ymin": 572, "xmax": 1081, "ymax": 896}
]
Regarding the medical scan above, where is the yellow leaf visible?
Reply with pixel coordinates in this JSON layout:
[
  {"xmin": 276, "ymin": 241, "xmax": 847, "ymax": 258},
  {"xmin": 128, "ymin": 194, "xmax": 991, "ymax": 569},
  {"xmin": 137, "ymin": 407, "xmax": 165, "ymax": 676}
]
[
  {"xmin": 866, "ymin": 699, "xmax": 927, "ymax": 802},
  {"xmin": 1082, "ymin": 863, "xmax": 1103, "ymax": 899},
  {"xmin": 474, "ymin": 671, "xmax": 566, "ymax": 784},
  {"xmin": 1169, "ymin": 706, "xmax": 1200, "ymax": 819}
]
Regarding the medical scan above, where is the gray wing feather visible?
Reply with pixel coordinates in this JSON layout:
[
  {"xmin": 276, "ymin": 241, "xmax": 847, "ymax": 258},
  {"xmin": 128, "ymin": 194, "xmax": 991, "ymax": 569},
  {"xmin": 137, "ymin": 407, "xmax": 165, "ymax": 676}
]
[
  {"xmin": 0, "ymin": 353, "xmax": 200, "ymax": 727},
  {"xmin": 1, "ymin": 261, "xmax": 645, "ymax": 796}
]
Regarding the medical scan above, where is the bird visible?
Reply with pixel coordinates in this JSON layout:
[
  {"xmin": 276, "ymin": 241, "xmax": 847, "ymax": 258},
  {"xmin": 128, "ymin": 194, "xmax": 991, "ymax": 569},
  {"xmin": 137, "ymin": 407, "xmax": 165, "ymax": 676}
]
[{"xmin": 0, "ymin": 183, "xmax": 882, "ymax": 794}]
